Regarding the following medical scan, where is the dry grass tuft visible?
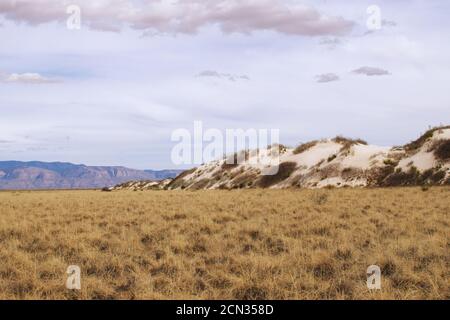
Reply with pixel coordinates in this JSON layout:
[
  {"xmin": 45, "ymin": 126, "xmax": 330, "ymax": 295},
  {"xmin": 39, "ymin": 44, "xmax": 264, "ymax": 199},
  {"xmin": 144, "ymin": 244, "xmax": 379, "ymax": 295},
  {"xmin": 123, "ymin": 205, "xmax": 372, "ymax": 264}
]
[
  {"xmin": 0, "ymin": 187, "xmax": 448, "ymax": 300},
  {"xmin": 293, "ymin": 141, "xmax": 320, "ymax": 155}
]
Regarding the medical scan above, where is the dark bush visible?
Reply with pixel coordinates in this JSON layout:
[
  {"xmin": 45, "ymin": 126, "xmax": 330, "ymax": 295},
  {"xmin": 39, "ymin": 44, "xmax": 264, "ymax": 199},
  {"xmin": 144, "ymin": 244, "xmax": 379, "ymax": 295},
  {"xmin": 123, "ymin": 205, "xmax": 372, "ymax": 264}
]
[
  {"xmin": 431, "ymin": 170, "xmax": 446, "ymax": 183},
  {"xmin": 434, "ymin": 140, "xmax": 450, "ymax": 161},
  {"xmin": 381, "ymin": 165, "xmax": 447, "ymax": 186},
  {"xmin": 327, "ymin": 154, "xmax": 337, "ymax": 162},
  {"xmin": 404, "ymin": 125, "xmax": 450, "ymax": 151},
  {"xmin": 382, "ymin": 167, "xmax": 420, "ymax": 187},
  {"xmin": 258, "ymin": 162, "xmax": 297, "ymax": 188}
]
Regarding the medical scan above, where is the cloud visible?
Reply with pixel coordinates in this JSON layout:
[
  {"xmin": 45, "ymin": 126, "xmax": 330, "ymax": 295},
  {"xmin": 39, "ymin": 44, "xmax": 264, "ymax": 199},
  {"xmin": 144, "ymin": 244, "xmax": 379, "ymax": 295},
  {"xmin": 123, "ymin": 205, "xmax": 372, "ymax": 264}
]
[
  {"xmin": 0, "ymin": 0, "xmax": 354, "ymax": 36},
  {"xmin": 3, "ymin": 73, "xmax": 60, "ymax": 84},
  {"xmin": 319, "ymin": 37, "xmax": 342, "ymax": 50},
  {"xmin": 351, "ymin": 67, "xmax": 391, "ymax": 76},
  {"xmin": 197, "ymin": 70, "xmax": 222, "ymax": 78},
  {"xmin": 197, "ymin": 70, "xmax": 250, "ymax": 82},
  {"xmin": 382, "ymin": 19, "xmax": 397, "ymax": 27},
  {"xmin": 316, "ymin": 73, "xmax": 340, "ymax": 83}
]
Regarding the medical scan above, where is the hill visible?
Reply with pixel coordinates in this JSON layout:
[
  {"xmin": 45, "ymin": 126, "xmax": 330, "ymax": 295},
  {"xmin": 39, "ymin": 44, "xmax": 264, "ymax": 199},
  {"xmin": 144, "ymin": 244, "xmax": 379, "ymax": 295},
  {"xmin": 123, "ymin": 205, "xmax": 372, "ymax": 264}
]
[
  {"xmin": 0, "ymin": 161, "xmax": 182, "ymax": 190},
  {"xmin": 120, "ymin": 126, "xmax": 449, "ymax": 191}
]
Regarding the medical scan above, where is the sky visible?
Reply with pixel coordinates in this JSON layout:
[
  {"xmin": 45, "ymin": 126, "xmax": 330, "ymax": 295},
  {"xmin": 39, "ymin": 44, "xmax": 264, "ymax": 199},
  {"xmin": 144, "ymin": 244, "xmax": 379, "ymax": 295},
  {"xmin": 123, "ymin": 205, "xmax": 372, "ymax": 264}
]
[{"xmin": 0, "ymin": 0, "xmax": 449, "ymax": 170}]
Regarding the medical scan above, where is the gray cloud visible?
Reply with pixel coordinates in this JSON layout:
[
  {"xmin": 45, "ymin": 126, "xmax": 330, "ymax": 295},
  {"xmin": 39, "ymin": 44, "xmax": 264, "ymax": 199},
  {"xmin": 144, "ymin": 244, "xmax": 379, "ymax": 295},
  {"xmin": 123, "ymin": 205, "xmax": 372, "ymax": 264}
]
[
  {"xmin": 382, "ymin": 19, "xmax": 397, "ymax": 27},
  {"xmin": 352, "ymin": 67, "xmax": 391, "ymax": 76},
  {"xmin": 319, "ymin": 37, "xmax": 342, "ymax": 50},
  {"xmin": 316, "ymin": 73, "xmax": 340, "ymax": 83},
  {"xmin": 0, "ymin": 0, "xmax": 354, "ymax": 36},
  {"xmin": 197, "ymin": 70, "xmax": 250, "ymax": 82}
]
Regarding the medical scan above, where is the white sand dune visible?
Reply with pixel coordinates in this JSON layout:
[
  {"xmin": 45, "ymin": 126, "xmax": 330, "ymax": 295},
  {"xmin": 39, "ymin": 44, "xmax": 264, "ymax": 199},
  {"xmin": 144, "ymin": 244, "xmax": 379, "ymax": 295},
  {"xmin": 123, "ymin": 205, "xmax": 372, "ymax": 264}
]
[
  {"xmin": 112, "ymin": 127, "xmax": 450, "ymax": 190},
  {"xmin": 165, "ymin": 127, "xmax": 449, "ymax": 190}
]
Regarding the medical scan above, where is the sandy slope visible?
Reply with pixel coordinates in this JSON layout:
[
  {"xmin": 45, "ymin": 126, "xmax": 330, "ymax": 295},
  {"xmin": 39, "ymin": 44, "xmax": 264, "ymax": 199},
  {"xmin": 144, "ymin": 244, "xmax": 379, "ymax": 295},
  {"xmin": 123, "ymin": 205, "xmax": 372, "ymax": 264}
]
[
  {"xmin": 163, "ymin": 127, "xmax": 449, "ymax": 190},
  {"xmin": 111, "ymin": 127, "xmax": 450, "ymax": 191}
]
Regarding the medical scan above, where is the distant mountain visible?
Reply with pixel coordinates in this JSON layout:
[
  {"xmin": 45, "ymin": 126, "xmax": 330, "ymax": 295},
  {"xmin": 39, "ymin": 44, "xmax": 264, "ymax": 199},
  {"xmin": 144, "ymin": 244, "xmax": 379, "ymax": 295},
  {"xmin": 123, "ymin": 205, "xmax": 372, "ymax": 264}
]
[{"xmin": 0, "ymin": 161, "xmax": 182, "ymax": 190}]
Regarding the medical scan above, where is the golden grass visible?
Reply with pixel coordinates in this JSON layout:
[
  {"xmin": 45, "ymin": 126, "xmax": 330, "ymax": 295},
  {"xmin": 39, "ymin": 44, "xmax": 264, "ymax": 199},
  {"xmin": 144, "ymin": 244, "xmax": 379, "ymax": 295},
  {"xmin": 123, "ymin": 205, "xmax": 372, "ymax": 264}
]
[{"xmin": 0, "ymin": 187, "xmax": 448, "ymax": 300}]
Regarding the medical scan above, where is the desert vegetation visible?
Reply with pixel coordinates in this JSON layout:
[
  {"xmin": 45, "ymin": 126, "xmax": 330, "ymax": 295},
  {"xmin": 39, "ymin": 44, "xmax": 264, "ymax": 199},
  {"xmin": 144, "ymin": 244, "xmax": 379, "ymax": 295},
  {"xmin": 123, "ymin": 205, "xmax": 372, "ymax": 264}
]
[
  {"xmin": 0, "ymin": 188, "xmax": 448, "ymax": 300},
  {"xmin": 404, "ymin": 126, "xmax": 450, "ymax": 151},
  {"xmin": 332, "ymin": 136, "xmax": 368, "ymax": 153},
  {"xmin": 293, "ymin": 140, "xmax": 320, "ymax": 155},
  {"xmin": 258, "ymin": 162, "xmax": 297, "ymax": 188},
  {"xmin": 433, "ymin": 140, "xmax": 450, "ymax": 161},
  {"xmin": 169, "ymin": 127, "xmax": 450, "ymax": 191}
]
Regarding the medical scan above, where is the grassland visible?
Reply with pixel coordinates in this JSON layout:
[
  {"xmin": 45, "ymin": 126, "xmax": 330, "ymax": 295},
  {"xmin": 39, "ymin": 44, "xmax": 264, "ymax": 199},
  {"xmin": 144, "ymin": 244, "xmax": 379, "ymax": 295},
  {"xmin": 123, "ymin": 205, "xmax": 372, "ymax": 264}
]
[{"xmin": 0, "ymin": 187, "xmax": 448, "ymax": 300}]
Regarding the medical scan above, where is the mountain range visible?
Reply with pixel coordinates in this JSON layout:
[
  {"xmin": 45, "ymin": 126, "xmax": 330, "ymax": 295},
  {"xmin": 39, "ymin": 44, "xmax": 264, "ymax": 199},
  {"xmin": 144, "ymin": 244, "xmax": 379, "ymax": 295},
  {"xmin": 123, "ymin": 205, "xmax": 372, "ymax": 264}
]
[{"xmin": 0, "ymin": 161, "xmax": 182, "ymax": 190}]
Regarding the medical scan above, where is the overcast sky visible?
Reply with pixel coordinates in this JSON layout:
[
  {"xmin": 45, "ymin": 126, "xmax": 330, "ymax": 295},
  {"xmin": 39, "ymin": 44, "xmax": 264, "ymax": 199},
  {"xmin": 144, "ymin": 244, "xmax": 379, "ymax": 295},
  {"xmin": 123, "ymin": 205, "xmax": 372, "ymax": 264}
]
[{"xmin": 0, "ymin": 0, "xmax": 449, "ymax": 169}]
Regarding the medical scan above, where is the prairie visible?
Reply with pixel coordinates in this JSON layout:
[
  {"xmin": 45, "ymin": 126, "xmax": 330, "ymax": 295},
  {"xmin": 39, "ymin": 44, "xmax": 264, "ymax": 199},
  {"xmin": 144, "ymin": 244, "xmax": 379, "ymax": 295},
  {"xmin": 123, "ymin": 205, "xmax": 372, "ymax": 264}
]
[{"xmin": 0, "ymin": 188, "xmax": 448, "ymax": 300}]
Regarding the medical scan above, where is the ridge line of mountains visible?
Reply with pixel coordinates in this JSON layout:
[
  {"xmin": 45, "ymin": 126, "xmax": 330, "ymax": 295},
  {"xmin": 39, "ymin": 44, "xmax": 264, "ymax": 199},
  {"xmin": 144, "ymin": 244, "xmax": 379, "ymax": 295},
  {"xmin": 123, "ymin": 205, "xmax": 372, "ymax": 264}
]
[{"xmin": 0, "ymin": 161, "xmax": 182, "ymax": 190}]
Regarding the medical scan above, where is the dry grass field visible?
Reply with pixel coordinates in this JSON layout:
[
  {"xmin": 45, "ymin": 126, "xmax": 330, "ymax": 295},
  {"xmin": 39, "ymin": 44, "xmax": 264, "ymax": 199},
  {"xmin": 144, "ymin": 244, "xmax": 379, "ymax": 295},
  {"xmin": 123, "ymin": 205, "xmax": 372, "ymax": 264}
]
[{"xmin": 0, "ymin": 187, "xmax": 448, "ymax": 300}]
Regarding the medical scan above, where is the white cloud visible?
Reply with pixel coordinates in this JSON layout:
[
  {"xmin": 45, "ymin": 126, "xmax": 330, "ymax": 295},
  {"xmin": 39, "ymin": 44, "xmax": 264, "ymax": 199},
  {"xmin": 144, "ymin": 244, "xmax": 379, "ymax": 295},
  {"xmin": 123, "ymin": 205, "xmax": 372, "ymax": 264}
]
[
  {"xmin": 3, "ymin": 73, "xmax": 59, "ymax": 84},
  {"xmin": 0, "ymin": 0, "xmax": 354, "ymax": 36},
  {"xmin": 197, "ymin": 70, "xmax": 250, "ymax": 82}
]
